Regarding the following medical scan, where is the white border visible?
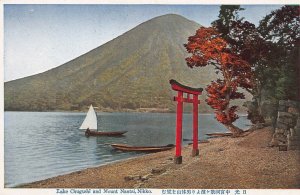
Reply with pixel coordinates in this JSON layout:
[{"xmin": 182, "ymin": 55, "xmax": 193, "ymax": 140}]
[{"xmin": 1, "ymin": 1, "xmax": 300, "ymax": 195}]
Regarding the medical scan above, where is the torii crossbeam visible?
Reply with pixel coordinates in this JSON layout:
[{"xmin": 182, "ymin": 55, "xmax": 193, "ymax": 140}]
[{"xmin": 169, "ymin": 79, "xmax": 203, "ymax": 164}]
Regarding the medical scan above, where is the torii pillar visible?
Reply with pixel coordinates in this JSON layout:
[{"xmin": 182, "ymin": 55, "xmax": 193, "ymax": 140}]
[{"xmin": 169, "ymin": 79, "xmax": 203, "ymax": 164}]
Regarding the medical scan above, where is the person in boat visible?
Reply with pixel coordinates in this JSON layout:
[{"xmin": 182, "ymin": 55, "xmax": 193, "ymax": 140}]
[{"xmin": 85, "ymin": 128, "xmax": 91, "ymax": 136}]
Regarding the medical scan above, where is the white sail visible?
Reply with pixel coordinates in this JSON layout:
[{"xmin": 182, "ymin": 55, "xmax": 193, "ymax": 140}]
[{"xmin": 79, "ymin": 105, "xmax": 97, "ymax": 130}]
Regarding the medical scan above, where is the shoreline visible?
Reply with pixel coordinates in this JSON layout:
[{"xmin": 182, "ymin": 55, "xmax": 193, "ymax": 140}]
[
  {"xmin": 4, "ymin": 110, "xmax": 248, "ymax": 115},
  {"xmin": 17, "ymin": 126, "xmax": 300, "ymax": 189}
]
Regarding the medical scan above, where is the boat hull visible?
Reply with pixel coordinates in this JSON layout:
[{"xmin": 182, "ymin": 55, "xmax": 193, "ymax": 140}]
[
  {"xmin": 85, "ymin": 130, "xmax": 127, "ymax": 137},
  {"xmin": 110, "ymin": 144, "xmax": 175, "ymax": 152},
  {"xmin": 205, "ymin": 132, "xmax": 232, "ymax": 137}
]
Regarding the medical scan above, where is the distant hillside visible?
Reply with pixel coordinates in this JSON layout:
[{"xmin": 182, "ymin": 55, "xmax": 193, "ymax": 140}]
[{"xmin": 4, "ymin": 14, "xmax": 251, "ymax": 112}]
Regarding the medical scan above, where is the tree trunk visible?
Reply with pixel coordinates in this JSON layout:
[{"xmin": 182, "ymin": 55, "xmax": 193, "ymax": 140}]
[
  {"xmin": 247, "ymin": 84, "xmax": 265, "ymax": 124},
  {"xmin": 225, "ymin": 123, "xmax": 244, "ymax": 137}
]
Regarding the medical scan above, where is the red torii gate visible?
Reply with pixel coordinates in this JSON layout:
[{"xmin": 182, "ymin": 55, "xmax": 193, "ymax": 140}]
[{"xmin": 169, "ymin": 79, "xmax": 203, "ymax": 164}]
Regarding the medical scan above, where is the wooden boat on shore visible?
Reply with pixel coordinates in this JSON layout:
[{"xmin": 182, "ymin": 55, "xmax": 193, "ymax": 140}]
[
  {"xmin": 80, "ymin": 105, "xmax": 127, "ymax": 137},
  {"xmin": 206, "ymin": 132, "xmax": 232, "ymax": 137},
  {"xmin": 110, "ymin": 143, "xmax": 175, "ymax": 152}
]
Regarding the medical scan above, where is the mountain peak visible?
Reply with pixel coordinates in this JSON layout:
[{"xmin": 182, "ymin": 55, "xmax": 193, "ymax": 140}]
[
  {"xmin": 5, "ymin": 14, "xmax": 218, "ymax": 112},
  {"xmin": 145, "ymin": 13, "xmax": 199, "ymax": 27},
  {"xmin": 152, "ymin": 13, "xmax": 188, "ymax": 20}
]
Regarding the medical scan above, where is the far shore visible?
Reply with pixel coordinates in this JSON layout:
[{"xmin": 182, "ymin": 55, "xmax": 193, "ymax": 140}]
[
  {"xmin": 5, "ymin": 107, "xmax": 171, "ymax": 113},
  {"xmin": 18, "ymin": 126, "xmax": 300, "ymax": 189},
  {"xmin": 4, "ymin": 109, "xmax": 248, "ymax": 115}
]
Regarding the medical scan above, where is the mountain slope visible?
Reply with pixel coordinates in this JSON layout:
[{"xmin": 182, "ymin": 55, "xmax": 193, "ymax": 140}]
[{"xmin": 5, "ymin": 14, "xmax": 248, "ymax": 112}]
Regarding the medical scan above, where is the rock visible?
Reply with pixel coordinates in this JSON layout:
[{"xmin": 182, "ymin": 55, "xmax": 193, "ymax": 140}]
[
  {"xmin": 288, "ymin": 145, "xmax": 300, "ymax": 150},
  {"xmin": 278, "ymin": 141, "xmax": 287, "ymax": 145},
  {"xmin": 277, "ymin": 117, "xmax": 285, "ymax": 123},
  {"xmin": 296, "ymin": 118, "xmax": 300, "ymax": 128},
  {"xmin": 278, "ymin": 104, "xmax": 288, "ymax": 112},
  {"xmin": 151, "ymin": 168, "xmax": 166, "ymax": 174},
  {"xmin": 275, "ymin": 133, "xmax": 287, "ymax": 143},
  {"xmin": 288, "ymin": 140, "xmax": 300, "ymax": 147},
  {"xmin": 124, "ymin": 176, "xmax": 132, "ymax": 181},
  {"xmin": 277, "ymin": 116, "xmax": 296, "ymax": 127},
  {"xmin": 275, "ymin": 128, "xmax": 285, "ymax": 134},
  {"xmin": 276, "ymin": 122, "xmax": 289, "ymax": 130},
  {"xmin": 141, "ymin": 174, "xmax": 152, "ymax": 181},
  {"xmin": 295, "ymin": 125, "xmax": 300, "ymax": 133},
  {"xmin": 279, "ymin": 145, "xmax": 287, "ymax": 151},
  {"xmin": 271, "ymin": 100, "xmax": 300, "ymax": 150},
  {"xmin": 124, "ymin": 175, "xmax": 141, "ymax": 181},
  {"xmin": 287, "ymin": 100, "xmax": 299, "ymax": 108},
  {"xmin": 284, "ymin": 117, "xmax": 296, "ymax": 126},
  {"xmin": 288, "ymin": 135, "xmax": 300, "ymax": 141}
]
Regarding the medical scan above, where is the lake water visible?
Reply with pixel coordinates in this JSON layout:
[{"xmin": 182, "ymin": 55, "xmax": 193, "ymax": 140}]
[{"xmin": 4, "ymin": 112, "xmax": 251, "ymax": 187}]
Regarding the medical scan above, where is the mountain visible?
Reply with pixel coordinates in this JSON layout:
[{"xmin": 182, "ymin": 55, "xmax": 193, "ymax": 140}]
[{"xmin": 4, "ymin": 14, "xmax": 250, "ymax": 112}]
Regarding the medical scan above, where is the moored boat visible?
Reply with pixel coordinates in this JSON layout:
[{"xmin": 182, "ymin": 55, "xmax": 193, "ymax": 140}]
[
  {"xmin": 85, "ymin": 130, "xmax": 127, "ymax": 136},
  {"xmin": 110, "ymin": 143, "xmax": 175, "ymax": 152},
  {"xmin": 206, "ymin": 132, "xmax": 232, "ymax": 137}
]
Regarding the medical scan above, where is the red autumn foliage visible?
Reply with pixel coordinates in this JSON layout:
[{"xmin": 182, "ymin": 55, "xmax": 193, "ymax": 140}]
[{"xmin": 185, "ymin": 27, "xmax": 252, "ymax": 127}]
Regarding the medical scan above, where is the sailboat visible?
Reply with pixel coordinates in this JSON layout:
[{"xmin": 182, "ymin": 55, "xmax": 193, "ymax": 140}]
[{"xmin": 79, "ymin": 105, "xmax": 127, "ymax": 136}]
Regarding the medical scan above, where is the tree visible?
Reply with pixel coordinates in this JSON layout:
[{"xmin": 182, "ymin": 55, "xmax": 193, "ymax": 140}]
[
  {"xmin": 185, "ymin": 27, "xmax": 252, "ymax": 136},
  {"xmin": 211, "ymin": 5, "xmax": 262, "ymax": 63},
  {"xmin": 211, "ymin": 5, "xmax": 245, "ymax": 47},
  {"xmin": 203, "ymin": 5, "xmax": 299, "ymax": 128},
  {"xmin": 258, "ymin": 5, "xmax": 300, "ymax": 100},
  {"xmin": 212, "ymin": 5, "xmax": 269, "ymax": 124}
]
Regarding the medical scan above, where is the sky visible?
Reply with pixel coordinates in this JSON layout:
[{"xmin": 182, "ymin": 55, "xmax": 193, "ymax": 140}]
[{"xmin": 4, "ymin": 4, "xmax": 283, "ymax": 82}]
